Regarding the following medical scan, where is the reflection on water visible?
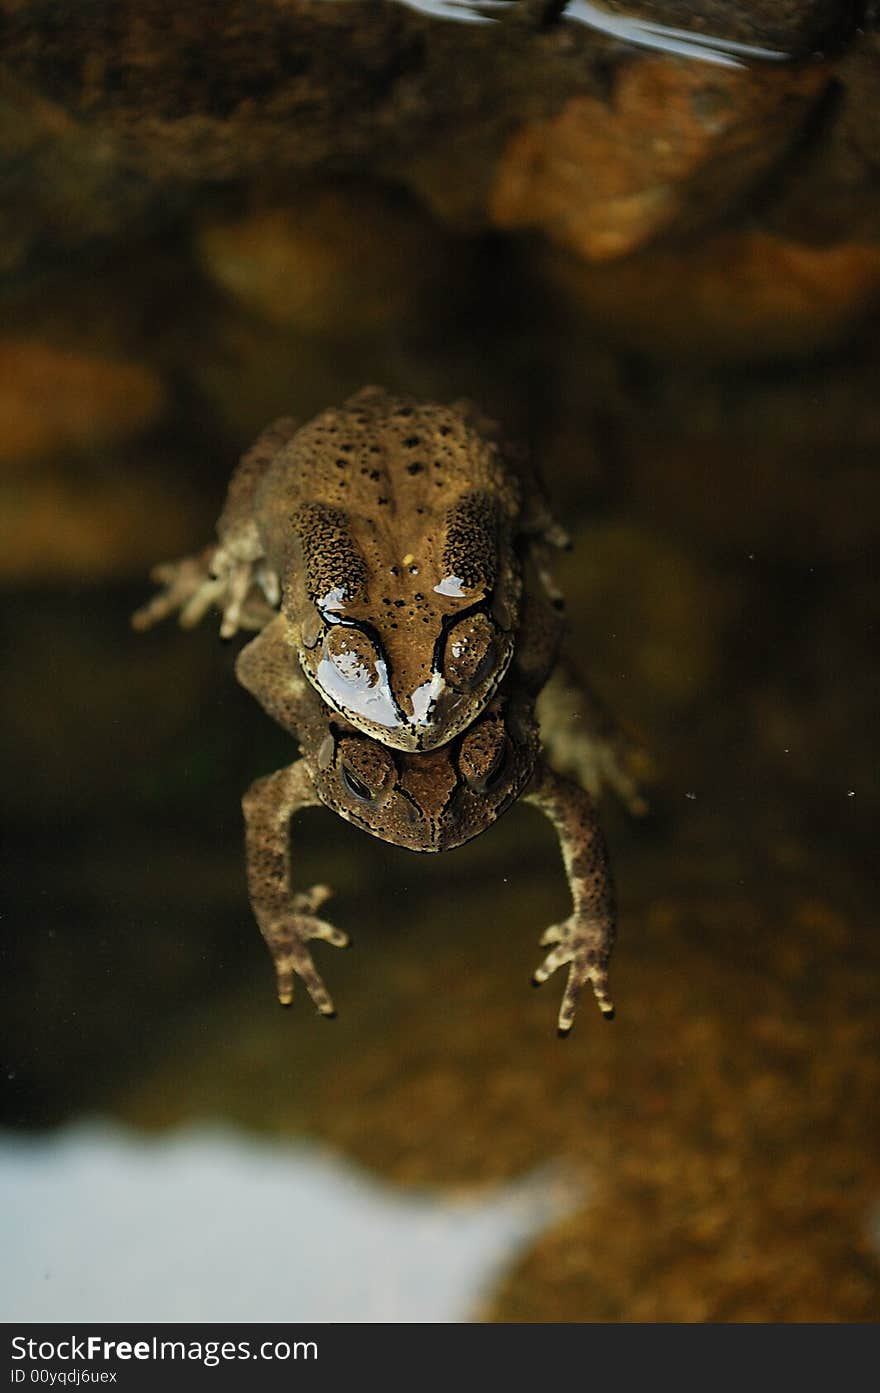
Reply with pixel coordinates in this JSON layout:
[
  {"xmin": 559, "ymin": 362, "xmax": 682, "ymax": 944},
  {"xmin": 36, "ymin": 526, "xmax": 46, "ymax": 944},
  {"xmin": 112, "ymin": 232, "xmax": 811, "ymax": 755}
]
[
  {"xmin": 564, "ymin": 2, "xmax": 787, "ymax": 66},
  {"xmin": 396, "ymin": 0, "xmax": 493, "ymax": 24},
  {"xmin": 396, "ymin": 0, "xmax": 789, "ymax": 66},
  {"xmin": 0, "ymin": 1124, "xmax": 581, "ymax": 1322}
]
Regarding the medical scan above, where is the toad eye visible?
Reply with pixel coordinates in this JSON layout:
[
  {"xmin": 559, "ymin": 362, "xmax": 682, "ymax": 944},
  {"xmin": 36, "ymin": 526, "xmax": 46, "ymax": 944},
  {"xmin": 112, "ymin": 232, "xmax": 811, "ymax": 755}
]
[
  {"xmin": 325, "ymin": 626, "xmax": 382, "ymax": 692},
  {"xmin": 341, "ymin": 764, "xmax": 374, "ymax": 802},
  {"xmin": 337, "ymin": 740, "xmax": 395, "ymax": 805},
  {"xmin": 458, "ymin": 716, "xmax": 509, "ymax": 792},
  {"xmin": 483, "ymin": 744, "xmax": 509, "ymax": 791},
  {"xmin": 442, "ymin": 612, "xmax": 498, "ymax": 693}
]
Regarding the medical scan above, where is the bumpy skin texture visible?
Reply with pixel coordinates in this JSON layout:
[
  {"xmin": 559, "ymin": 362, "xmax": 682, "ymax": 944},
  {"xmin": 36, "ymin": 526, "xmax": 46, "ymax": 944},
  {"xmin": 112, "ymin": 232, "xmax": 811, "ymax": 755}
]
[
  {"xmin": 232, "ymin": 591, "xmax": 637, "ymax": 1030},
  {"xmin": 236, "ymin": 616, "xmax": 541, "ymax": 855},
  {"xmin": 134, "ymin": 387, "xmax": 568, "ymax": 752},
  {"xmin": 134, "ymin": 391, "xmax": 648, "ymax": 1031}
]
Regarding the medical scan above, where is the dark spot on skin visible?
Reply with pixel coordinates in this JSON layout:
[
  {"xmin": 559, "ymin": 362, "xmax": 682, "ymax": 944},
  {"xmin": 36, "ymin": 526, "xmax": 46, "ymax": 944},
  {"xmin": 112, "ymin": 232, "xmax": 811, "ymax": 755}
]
[
  {"xmin": 378, "ymin": 497, "xmax": 388, "ymax": 505},
  {"xmin": 434, "ymin": 461, "xmax": 443, "ymax": 469},
  {"xmin": 439, "ymin": 425, "xmax": 450, "ymax": 436},
  {"xmin": 394, "ymin": 599, "xmax": 405, "ymax": 608},
  {"xmin": 414, "ymin": 592, "xmax": 423, "ymax": 601},
  {"xmin": 369, "ymin": 469, "xmax": 381, "ymax": 481},
  {"xmin": 335, "ymin": 459, "xmax": 346, "ymax": 468},
  {"xmin": 390, "ymin": 565, "xmax": 399, "ymax": 576},
  {"xmin": 406, "ymin": 463, "xmax": 423, "ymax": 475},
  {"xmin": 404, "ymin": 436, "xmax": 420, "ymax": 448},
  {"xmin": 395, "ymin": 407, "xmax": 413, "ymax": 418}
]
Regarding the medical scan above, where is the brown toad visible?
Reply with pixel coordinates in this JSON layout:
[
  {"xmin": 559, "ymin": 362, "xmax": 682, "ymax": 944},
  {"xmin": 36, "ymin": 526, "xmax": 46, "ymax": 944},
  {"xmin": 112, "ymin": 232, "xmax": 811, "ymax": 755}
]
[
  {"xmin": 133, "ymin": 386, "xmax": 568, "ymax": 752},
  {"xmin": 134, "ymin": 389, "xmax": 648, "ymax": 1031},
  {"xmin": 235, "ymin": 594, "xmax": 638, "ymax": 1034}
]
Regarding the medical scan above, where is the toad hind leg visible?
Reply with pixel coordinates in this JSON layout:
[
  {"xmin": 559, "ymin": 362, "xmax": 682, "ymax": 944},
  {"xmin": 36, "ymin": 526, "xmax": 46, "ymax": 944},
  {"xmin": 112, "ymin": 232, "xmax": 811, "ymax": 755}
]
[
  {"xmin": 537, "ymin": 658, "xmax": 653, "ymax": 816},
  {"xmin": 242, "ymin": 759, "xmax": 349, "ymax": 1016},
  {"xmin": 525, "ymin": 760, "xmax": 616, "ymax": 1035}
]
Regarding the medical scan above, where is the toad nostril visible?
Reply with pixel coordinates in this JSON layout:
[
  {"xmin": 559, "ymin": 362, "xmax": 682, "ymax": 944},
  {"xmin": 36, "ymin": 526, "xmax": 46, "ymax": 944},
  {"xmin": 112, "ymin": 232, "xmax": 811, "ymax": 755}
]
[{"xmin": 393, "ymin": 790, "xmax": 425, "ymax": 830}]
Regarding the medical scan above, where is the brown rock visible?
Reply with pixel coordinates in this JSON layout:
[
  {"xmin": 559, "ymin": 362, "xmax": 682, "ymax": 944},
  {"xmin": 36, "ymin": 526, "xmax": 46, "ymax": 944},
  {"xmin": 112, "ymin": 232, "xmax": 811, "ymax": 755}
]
[
  {"xmin": 0, "ymin": 335, "xmax": 195, "ymax": 584},
  {"xmin": 625, "ymin": 433, "xmax": 880, "ymax": 562},
  {"xmin": 0, "ymin": 463, "xmax": 201, "ymax": 583},
  {"xmin": 762, "ymin": 34, "xmax": 880, "ymax": 247},
  {"xmin": 557, "ymin": 522, "xmax": 738, "ymax": 714},
  {"xmin": 195, "ymin": 185, "xmax": 457, "ymax": 336},
  {"xmin": 489, "ymin": 58, "xmax": 827, "ymax": 261},
  {"xmin": 0, "ymin": 338, "xmax": 164, "ymax": 463},
  {"xmin": 2, "ymin": 0, "xmax": 855, "ymax": 280},
  {"xmin": 545, "ymin": 231, "xmax": 880, "ymax": 360},
  {"xmin": 592, "ymin": 0, "xmax": 853, "ymax": 53}
]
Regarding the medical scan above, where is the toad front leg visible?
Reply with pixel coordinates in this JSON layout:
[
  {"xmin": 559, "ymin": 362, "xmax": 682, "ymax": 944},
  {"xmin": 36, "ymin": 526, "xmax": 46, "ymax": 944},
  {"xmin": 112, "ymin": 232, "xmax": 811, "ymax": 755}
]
[
  {"xmin": 242, "ymin": 760, "xmax": 349, "ymax": 1016},
  {"xmin": 525, "ymin": 760, "xmax": 616, "ymax": 1035},
  {"xmin": 131, "ymin": 416, "xmax": 298, "ymax": 638}
]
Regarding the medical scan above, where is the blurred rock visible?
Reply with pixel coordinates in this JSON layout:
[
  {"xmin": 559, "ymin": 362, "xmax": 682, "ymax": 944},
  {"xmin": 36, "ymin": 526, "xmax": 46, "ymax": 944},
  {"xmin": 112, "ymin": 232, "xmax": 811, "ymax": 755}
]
[
  {"xmin": 763, "ymin": 34, "xmax": 880, "ymax": 248},
  {"xmin": 2, "ymin": 0, "xmax": 853, "ymax": 279},
  {"xmin": 594, "ymin": 0, "xmax": 855, "ymax": 52},
  {"xmin": 544, "ymin": 232, "xmax": 880, "ymax": 361},
  {"xmin": 556, "ymin": 522, "xmax": 739, "ymax": 716},
  {"xmin": 0, "ymin": 338, "xmax": 164, "ymax": 464},
  {"xmin": 489, "ymin": 59, "xmax": 826, "ymax": 261},
  {"xmin": 0, "ymin": 456, "xmax": 204, "ymax": 583},
  {"xmin": 172, "ymin": 305, "xmax": 393, "ymax": 446},
  {"xmin": 624, "ymin": 433, "xmax": 880, "ymax": 562},
  {"xmin": 0, "ymin": 69, "xmax": 156, "ymax": 276},
  {"xmin": 0, "ymin": 335, "xmax": 188, "ymax": 583},
  {"xmin": 195, "ymin": 185, "xmax": 460, "ymax": 337}
]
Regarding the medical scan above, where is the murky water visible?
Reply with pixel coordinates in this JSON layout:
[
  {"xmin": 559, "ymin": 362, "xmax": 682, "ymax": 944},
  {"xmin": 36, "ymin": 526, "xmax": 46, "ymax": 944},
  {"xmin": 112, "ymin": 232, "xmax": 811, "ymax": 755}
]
[{"xmin": 2, "ymin": 1, "xmax": 879, "ymax": 1322}]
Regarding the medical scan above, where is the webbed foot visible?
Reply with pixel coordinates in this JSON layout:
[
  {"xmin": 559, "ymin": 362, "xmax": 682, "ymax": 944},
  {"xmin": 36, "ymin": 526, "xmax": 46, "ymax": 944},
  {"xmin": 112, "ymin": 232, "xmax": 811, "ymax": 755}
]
[
  {"xmin": 131, "ymin": 546, "xmax": 278, "ymax": 637},
  {"xmin": 536, "ymin": 667, "xmax": 655, "ymax": 817},
  {"xmin": 259, "ymin": 884, "xmax": 349, "ymax": 1017},
  {"xmin": 532, "ymin": 914, "xmax": 614, "ymax": 1035},
  {"xmin": 575, "ymin": 724, "xmax": 654, "ymax": 818}
]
